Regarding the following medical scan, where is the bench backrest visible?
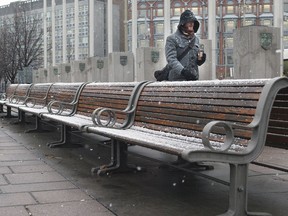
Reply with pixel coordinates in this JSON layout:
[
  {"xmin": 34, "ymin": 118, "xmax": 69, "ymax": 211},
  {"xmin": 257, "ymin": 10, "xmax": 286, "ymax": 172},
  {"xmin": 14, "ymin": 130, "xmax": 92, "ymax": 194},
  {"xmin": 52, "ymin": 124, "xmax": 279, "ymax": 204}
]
[
  {"xmin": 28, "ymin": 83, "xmax": 53, "ymax": 99},
  {"xmin": 24, "ymin": 83, "xmax": 54, "ymax": 107},
  {"xmin": 134, "ymin": 80, "xmax": 265, "ymax": 145},
  {"xmin": 266, "ymin": 86, "xmax": 288, "ymax": 148},
  {"xmin": 1, "ymin": 84, "xmax": 19, "ymax": 100},
  {"xmin": 133, "ymin": 78, "xmax": 288, "ymax": 154},
  {"xmin": 9, "ymin": 84, "xmax": 33, "ymax": 103},
  {"xmin": 76, "ymin": 82, "xmax": 138, "ymax": 119},
  {"xmin": 45, "ymin": 82, "xmax": 85, "ymax": 107}
]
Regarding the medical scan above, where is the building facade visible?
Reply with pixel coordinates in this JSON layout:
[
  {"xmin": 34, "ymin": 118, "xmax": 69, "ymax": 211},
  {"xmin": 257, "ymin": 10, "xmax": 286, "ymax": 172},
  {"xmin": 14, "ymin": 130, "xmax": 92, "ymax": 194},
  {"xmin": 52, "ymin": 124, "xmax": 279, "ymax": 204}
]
[
  {"xmin": 0, "ymin": 0, "xmax": 125, "ymax": 68},
  {"xmin": 127, "ymin": 0, "xmax": 288, "ymax": 76},
  {"xmin": 0, "ymin": 0, "xmax": 288, "ymax": 77}
]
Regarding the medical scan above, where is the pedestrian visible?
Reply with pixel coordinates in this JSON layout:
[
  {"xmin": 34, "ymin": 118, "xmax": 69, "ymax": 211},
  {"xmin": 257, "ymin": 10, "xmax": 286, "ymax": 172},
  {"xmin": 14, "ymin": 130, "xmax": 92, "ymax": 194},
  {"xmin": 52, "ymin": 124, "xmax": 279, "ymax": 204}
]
[
  {"xmin": 165, "ymin": 9, "xmax": 206, "ymax": 81},
  {"xmin": 164, "ymin": 10, "xmax": 211, "ymax": 170}
]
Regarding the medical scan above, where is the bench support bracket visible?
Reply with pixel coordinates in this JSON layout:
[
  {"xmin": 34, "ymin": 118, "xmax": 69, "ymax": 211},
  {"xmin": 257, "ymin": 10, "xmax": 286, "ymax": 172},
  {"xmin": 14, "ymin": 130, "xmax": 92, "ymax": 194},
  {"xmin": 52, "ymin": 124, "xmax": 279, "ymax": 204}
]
[
  {"xmin": 91, "ymin": 140, "xmax": 143, "ymax": 176},
  {"xmin": 218, "ymin": 164, "xmax": 271, "ymax": 216},
  {"xmin": 47, "ymin": 124, "xmax": 82, "ymax": 148},
  {"xmin": 25, "ymin": 115, "xmax": 43, "ymax": 133}
]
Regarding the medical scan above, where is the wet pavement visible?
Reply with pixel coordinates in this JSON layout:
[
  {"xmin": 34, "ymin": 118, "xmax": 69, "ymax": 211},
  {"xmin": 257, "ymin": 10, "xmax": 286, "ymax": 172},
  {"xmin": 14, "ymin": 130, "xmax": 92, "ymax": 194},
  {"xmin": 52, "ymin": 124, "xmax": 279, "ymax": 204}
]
[{"xmin": 0, "ymin": 112, "xmax": 287, "ymax": 216}]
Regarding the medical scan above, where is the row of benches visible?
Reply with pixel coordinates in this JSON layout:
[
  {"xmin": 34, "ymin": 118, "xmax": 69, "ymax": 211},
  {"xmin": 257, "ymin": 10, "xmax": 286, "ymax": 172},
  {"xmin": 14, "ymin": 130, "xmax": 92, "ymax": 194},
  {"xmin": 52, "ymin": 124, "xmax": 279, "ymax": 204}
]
[{"xmin": 1, "ymin": 77, "xmax": 288, "ymax": 216}]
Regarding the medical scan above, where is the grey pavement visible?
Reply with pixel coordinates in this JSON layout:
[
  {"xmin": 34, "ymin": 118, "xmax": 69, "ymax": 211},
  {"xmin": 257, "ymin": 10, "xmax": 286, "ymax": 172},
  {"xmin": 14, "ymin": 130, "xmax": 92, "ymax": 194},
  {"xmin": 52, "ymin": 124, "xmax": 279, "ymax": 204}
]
[{"xmin": 0, "ymin": 113, "xmax": 287, "ymax": 216}]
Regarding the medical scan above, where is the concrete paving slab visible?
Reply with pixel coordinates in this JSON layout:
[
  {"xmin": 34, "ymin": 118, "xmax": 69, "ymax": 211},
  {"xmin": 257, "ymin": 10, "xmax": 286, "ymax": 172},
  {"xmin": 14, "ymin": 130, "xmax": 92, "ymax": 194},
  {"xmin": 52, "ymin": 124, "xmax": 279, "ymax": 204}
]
[
  {"xmin": 0, "ymin": 148, "xmax": 33, "ymax": 154},
  {"xmin": 0, "ymin": 181, "xmax": 77, "ymax": 193},
  {"xmin": 0, "ymin": 160, "xmax": 44, "ymax": 167},
  {"xmin": 0, "ymin": 153, "xmax": 38, "ymax": 161},
  {"xmin": 0, "ymin": 141, "xmax": 21, "ymax": 147},
  {"xmin": 0, "ymin": 193, "xmax": 37, "ymax": 207},
  {"xmin": 5, "ymin": 172, "xmax": 66, "ymax": 184},
  {"xmin": 31, "ymin": 189, "xmax": 92, "ymax": 204},
  {"xmin": 0, "ymin": 206, "xmax": 30, "ymax": 216},
  {"xmin": 0, "ymin": 166, "xmax": 11, "ymax": 174},
  {"xmin": 27, "ymin": 200, "xmax": 115, "ymax": 216},
  {"xmin": 9, "ymin": 164, "xmax": 54, "ymax": 173},
  {"xmin": 0, "ymin": 175, "xmax": 8, "ymax": 185}
]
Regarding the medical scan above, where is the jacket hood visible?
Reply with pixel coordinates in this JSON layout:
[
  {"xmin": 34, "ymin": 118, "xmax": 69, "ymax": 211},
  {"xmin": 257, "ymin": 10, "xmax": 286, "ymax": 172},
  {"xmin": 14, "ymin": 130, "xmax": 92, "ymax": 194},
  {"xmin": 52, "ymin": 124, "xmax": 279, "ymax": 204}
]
[{"xmin": 178, "ymin": 10, "xmax": 200, "ymax": 33}]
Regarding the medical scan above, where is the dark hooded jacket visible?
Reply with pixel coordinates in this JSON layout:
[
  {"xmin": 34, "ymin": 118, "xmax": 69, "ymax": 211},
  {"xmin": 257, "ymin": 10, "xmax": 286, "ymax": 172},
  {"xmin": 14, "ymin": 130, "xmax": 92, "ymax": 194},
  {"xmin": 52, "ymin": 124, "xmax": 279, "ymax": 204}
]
[{"xmin": 165, "ymin": 10, "xmax": 205, "ymax": 81}]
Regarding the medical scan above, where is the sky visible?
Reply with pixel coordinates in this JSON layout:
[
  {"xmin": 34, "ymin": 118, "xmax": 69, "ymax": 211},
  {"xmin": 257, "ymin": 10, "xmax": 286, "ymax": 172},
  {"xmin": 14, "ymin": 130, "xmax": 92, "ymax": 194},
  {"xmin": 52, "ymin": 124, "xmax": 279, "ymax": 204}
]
[{"xmin": 0, "ymin": 0, "xmax": 25, "ymax": 7}]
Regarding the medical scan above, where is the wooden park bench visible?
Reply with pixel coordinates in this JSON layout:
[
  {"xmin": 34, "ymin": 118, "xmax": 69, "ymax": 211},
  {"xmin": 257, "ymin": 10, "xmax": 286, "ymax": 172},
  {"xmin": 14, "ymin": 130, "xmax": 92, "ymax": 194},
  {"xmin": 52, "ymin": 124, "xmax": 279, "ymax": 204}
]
[
  {"xmin": 35, "ymin": 81, "xmax": 149, "ymax": 147},
  {"xmin": 19, "ymin": 82, "xmax": 87, "ymax": 132},
  {"xmin": 0, "ymin": 84, "xmax": 32, "ymax": 117},
  {"xmin": 14, "ymin": 77, "xmax": 288, "ymax": 215},
  {"xmin": 5, "ymin": 83, "xmax": 53, "ymax": 122},
  {"xmin": 0, "ymin": 83, "xmax": 19, "ymax": 113},
  {"xmin": 79, "ymin": 77, "xmax": 288, "ymax": 216}
]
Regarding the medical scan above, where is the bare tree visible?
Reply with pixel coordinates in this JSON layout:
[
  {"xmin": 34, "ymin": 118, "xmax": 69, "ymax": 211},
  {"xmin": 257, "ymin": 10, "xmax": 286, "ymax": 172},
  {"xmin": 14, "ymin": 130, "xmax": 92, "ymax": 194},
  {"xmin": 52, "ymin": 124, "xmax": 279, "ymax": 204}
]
[{"xmin": 0, "ymin": 4, "xmax": 45, "ymax": 84}]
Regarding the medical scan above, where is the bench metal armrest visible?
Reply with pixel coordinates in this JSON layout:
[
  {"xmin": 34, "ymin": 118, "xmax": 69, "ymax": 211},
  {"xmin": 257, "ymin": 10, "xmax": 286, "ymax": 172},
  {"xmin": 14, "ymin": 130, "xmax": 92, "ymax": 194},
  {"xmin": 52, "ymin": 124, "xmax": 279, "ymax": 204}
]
[
  {"xmin": 201, "ymin": 120, "xmax": 256, "ymax": 153},
  {"xmin": 24, "ymin": 97, "xmax": 47, "ymax": 108},
  {"xmin": 91, "ymin": 107, "xmax": 134, "ymax": 128},
  {"xmin": 90, "ymin": 81, "xmax": 153, "ymax": 129},
  {"xmin": 8, "ymin": 95, "xmax": 26, "ymax": 104},
  {"xmin": 47, "ymin": 100, "xmax": 77, "ymax": 116},
  {"xmin": 0, "ymin": 93, "xmax": 6, "ymax": 100}
]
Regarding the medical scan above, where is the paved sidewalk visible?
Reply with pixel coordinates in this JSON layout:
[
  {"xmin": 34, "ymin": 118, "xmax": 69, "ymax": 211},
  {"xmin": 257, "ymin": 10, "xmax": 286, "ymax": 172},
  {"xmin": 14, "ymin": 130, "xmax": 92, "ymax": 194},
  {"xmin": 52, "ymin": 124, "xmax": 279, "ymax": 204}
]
[
  {"xmin": 0, "ymin": 126, "xmax": 114, "ymax": 216},
  {"xmin": 0, "ymin": 113, "xmax": 288, "ymax": 216}
]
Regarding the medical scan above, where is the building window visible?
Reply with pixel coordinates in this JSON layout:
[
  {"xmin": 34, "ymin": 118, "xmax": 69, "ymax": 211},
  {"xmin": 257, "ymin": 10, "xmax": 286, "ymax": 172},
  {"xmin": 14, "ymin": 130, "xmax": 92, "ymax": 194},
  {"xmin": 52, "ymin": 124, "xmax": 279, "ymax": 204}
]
[
  {"xmin": 155, "ymin": 39, "xmax": 164, "ymax": 48},
  {"xmin": 227, "ymin": 6, "xmax": 234, "ymax": 14},
  {"xmin": 174, "ymin": 3, "xmax": 181, "ymax": 16},
  {"xmin": 243, "ymin": 19, "xmax": 254, "ymax": 26},
  {"xmin": 139, "ymin": 4, "xmax": 146, "ymax": 18},
  {"xmin": 191, "ymin": 2, "xmax": 198, "ymax": 15},
  {"xmin": 261, "ymin": 19, "xmax": 272, "ymax": 26},
  {"xmin": 155, "ymin": 22, "xmax": 164, "ymax": 34},
  {"xmin": 283, "ymin": 35, "xmax": 288, "ymax": 49},
  {"xmin": 172, "ymin": 22, "xmax": 178, "ymax": 33},
  {"xmin": 154, "ymin": 3, "xmax": 163, "ymax": 17},
  {"xmin": 138, "ymin": 23, "xmax": 147, "ymax": 35},
  {"xmin": 225, "ymin": 37, "xmax": 233, "ymax": 49},
  {"xmin": 284, "ymin": 20, "xmax": 288, "ymax": 31},
  {"xmin": 157, "ymin": 8, "xmax": 163, "ymax": 16},
  {"xmin": 225, "ymin": 20, "xmax": 235, "ymax": 33},
  {"xmin": 263, "ymin": 4, "xmax": 270, "ymax": 13}
]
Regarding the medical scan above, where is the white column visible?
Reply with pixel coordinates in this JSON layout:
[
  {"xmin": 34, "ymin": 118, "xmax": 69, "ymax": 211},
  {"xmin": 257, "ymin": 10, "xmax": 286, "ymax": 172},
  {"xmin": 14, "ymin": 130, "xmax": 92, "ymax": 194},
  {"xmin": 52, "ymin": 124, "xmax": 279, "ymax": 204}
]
[
  {"xmin": 131, "ymin": 0, "xmax": 137, "ymax": 55},
  {"xmin": 107, "ymin": 0, "xmax": 113, "ymax": 54},
  {"xmin": 124, "ymin": 0, "xmax": 128, "ymax": 51},
  {"xmin": 164, "ymin": 0, "xmax": 171, "ymax": 45},
  {"xmin": 208, "ymin": 0, "xmax": 216, "ymax": 79},
  {"xmin": 43, "ymin": 0, "xmax": 47, "ymax": 68},
  {"xmin": 52, "ymin": 0, "xmax": 56, "ymax": 66},
  {"xmin": 88, "ymin": 0, "xmax": 93, "ymax": 57},
  {"xmin": 62, "ymin": 0, "xmax": 67, "ymax": 63},
  {"xmin": 75, "ymin": 0, "xmax": 80, "ymax": 60},
  {"xmin": 274, "ymin": 0, "xmax": 284, "ymax": 76},
  {"xmin": 131, "ymin": 0, "xmax": 137, "ymax": 81}
]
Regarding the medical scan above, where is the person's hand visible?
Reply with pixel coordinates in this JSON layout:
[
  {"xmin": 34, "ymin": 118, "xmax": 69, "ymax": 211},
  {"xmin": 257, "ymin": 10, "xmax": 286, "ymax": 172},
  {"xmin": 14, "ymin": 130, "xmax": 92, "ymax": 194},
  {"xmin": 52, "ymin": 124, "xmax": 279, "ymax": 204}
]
[
  {"xmin": 197, "ymin": 52, "xmax": 206, "ymax": 66},
  {"xmin": 181, "ymin": 68, "xmax": 196, "ymax": 81}
]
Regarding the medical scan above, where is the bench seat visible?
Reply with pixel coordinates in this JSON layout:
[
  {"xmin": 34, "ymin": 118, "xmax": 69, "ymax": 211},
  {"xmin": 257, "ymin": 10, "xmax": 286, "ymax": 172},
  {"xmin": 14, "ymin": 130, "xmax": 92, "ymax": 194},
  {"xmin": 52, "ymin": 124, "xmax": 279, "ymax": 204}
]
[
  {"xmin": 85, "ymin": 125, "xmax": 245, "ymax": 156},
  {"xmin": 19, "ymin": 82, "xmax": 87, "ymax": 132},
  {"xmin": 35, "ymin": 81, "xmax": 148, "ymax": 147},
  {"xmin": 82, "ymin": 77, "xmax": 288, "ymax": 216}
]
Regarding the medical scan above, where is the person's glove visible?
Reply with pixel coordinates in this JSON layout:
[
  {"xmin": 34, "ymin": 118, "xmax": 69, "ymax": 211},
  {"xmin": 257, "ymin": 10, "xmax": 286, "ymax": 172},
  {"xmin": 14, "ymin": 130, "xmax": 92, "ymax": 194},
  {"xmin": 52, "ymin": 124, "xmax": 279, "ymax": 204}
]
[
  {"xmin": 197, "ymin": 52, "xmax": 206, "ymax": 66},
  {"xmin": 181, "ymin": 68, "xmax": 197, "ymax": 81}
]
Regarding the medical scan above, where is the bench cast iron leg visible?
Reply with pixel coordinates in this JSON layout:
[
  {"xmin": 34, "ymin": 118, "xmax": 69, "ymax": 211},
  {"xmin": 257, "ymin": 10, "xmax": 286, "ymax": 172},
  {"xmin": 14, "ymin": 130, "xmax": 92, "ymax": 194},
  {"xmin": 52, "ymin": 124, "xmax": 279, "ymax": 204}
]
[
  {"xmin": 91, "ymin": 140, "xmax": 144, "ymax": 176},
  {"xmin": 6, "ymin": 106, "xmax": 12, "ymax": 118},
  {"xmin": 217, "ymin": 164, "xmax": 271, "ymax": 216},
  {"xmin": 25, "ymin": 116, "xmax": 43, "ymax": 133},
  {"xmin": 0, "ymin": 104, "xmax": 3, "ymax": 113},
  {"xmin": 47, "ymin": 124, "xmax": 82, "ymax": 148},
  {"xmin": 17, "ymin": 109, "xmax": 26, "ymax": 123}
]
